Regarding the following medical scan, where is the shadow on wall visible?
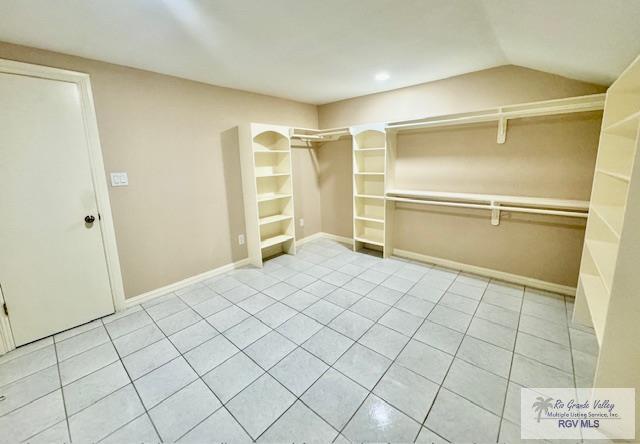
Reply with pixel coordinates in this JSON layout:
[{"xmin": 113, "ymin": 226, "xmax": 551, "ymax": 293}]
[{"xmin": 220, "ymin": 127, "xmax": 248, "ymax": 262}]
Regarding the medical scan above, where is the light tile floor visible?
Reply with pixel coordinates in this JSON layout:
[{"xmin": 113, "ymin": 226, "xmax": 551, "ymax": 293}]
[{"xmin": 0, "ymin": 239, "xmax": 598, "ymax": 443}]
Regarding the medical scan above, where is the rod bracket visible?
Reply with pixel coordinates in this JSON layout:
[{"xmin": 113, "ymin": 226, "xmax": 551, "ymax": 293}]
[
  {"xmin": 497, "ymin": 115, "xmax": 507, "ymax": 144},
  {"xmin": 491, "ymin": 201, "xmax": 500, "ymax": 226}
]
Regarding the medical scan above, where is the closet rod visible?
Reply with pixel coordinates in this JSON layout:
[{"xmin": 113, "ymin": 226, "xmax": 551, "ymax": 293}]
[{"xmin": 387, "ymin": 196, "xmax": 589, "ymax": 218}]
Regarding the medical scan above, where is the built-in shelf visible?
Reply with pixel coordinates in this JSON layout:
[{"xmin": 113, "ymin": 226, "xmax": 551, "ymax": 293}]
[
  {"xmin": 355, "ymin": 194, "xmax": 385, "ymax": 200},
  {"xmin": 353, "ymin": 235, "xmax": 384, "ymax": 247},
  {"xmin": 259, "ymin": 214, "xmax": 292, "ymax": 226},
  {"xmin": 591, "ymin": 204, "xmax": 624, "ymax": 238},
  {"xmin": 573, "ymin": 54, "xmax": 640, "ymax": 401},
  {"xmin": 386, "ymin": 189, "xmax": 589, "ymax": 211},
  {"xmin": 253, "ymin": 149, "xmax": 290, "ymax": 153},
  {"xmin": 386, "ymin": 94, "xmax": 605, "ymax": 144},
  {"xmin": 579, "ymin": 273, "xmax": 608, "ymax": 344},
  {"xmin": 354, "ymin": 215, "xmax": 384, "ymax": 224},
  {"xmin": 255, "ymin": 172, "xmax": 290, "ymax": 178},
  {"xmin": 351, "ymin": 125, "xmax": 388, "ymax": 256},
  {"xmin": 261, "ymin": 234, "xmax": 294, "ymax": 249},
  {"xmin": 239, "ymin": 124, "xmax": 296, "ymax": 267},
  {"xmin": 585, "ymin": 239, "xmax": 618, "ymax": 292},
  {"xmin": 597, "ymin": 168, "xmax": 631, "ymax": 182},
  {"xmin": 257, "ymin": 193, "xmax": 292, "ymax": 202},
  {"xmin": 354, "ymin": 147, "xmax": 386, "ymax": 151},
  {"xmin": 604, "ymin": 110, "xmax": 640, "ymax": 139}
]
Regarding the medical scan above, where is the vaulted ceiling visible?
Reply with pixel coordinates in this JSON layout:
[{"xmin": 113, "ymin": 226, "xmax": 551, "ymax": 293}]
[{"xmin": 1, "ymin": 0, "xmax": 639, "ymax": 104}]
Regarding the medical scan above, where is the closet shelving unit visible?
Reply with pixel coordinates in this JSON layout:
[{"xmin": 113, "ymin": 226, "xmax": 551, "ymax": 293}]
[
  {"xmin": 350, "ymin": 125, "xmax": 388, "ymax": 255},
  {"xmin": 385, "ymin": 190, "xmax": 589, "ymax": 225},
  {"xmin": 239, "ymin": 123, "xmax": 296, "ymax": 267},
  {"xmin": 573, "ymin": 56, "xmax": 640, "ymax": 342},
  {"xmin": 571, "ymin": 55, "xmax": 640, "ymax": 439},
  {"xmin": 381, "ymin": 94, "xmax": 605, "ymax": 268},
  {"xmin": 386, "ymin": 93, "xmax": 606, "ymax": 143}
]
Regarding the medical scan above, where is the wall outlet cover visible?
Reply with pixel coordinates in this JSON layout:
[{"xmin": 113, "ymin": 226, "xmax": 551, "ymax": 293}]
[
  {"xmin": 110, "ymin": 172, "xmax": 128, "ymax": 187},
  {"xmin": 238, "ymin": 234, "xmax": 245, "ymax": 245}
]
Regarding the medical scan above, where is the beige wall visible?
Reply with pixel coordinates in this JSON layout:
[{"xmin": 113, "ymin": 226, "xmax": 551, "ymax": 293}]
[
  {"xmin": 319, "ymin": 65, "xmax": 606, "ymax": 128},
  {"xmin": 318, "ymin": 139, "xmax": 353, "ymax": 238},
  {"xmin": 317, "ymin": 66, "xmax": 607, "ymax": 287},
  {"xmin": 0, "ymin": 41, "xmax": 320, "ymax": 298}
]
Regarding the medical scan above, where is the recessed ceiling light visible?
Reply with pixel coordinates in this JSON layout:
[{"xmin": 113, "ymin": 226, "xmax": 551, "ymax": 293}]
[{"xmin": 375, "ymin": 72, "xmax": 390, "ymax": 81}]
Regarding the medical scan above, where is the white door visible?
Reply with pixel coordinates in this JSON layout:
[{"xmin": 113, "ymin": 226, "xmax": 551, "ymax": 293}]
[{"xmin": 0, "ymin": 72, "xmax": 115, "ymax": 346}]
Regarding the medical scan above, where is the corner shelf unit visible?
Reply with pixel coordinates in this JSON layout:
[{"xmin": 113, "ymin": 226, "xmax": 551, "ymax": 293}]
[
  {"xmin": 350, "ymin": 125, "xmax": 389, "ymax": 255},
  {"xmin": 572, "ymin": 55, "xmax": 640, "ymax": 421},
  {"xmin": 239, "ymin": 123, "xmax": 296, "ymax": 267}
]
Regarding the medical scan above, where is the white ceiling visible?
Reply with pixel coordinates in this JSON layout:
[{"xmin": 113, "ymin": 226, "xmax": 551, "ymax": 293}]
[{"xmin": 1, "ymin": 0, "xmax": 639, "ymax": 104}]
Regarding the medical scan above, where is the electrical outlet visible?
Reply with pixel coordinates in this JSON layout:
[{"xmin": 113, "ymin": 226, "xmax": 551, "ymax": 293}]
[
  {"xmin": 299, "ymin": 218, "xmax": 304, "ymax": 227},
  {"xmin": 238, "ymin": 234, "xmax": 245, "ymax": 245},
  {"xmin": 110, "ymin": 172, "xmax": 128, "ymax": 187}
]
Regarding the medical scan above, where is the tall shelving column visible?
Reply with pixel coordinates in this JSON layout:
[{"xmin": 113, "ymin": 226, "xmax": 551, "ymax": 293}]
[
  {"xmin": 573, "ymin": 55, "xmax": 640, "ymax": 439},
  {"xmin": 238, "ymin": 123, "xmax": 296, "ymax": 267},
  {"xmin": 350, "ymin": 125, "xmax": 387, "ymax": 255}
]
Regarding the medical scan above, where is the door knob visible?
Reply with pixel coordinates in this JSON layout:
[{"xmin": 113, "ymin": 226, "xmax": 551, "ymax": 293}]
[{"xmin": 85, "ymin": 215, "xmax": 95, "ymax": 224}]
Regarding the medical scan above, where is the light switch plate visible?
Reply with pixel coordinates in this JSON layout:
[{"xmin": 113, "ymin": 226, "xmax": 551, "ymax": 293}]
[{"xmin": 110, "ymin": 172, "xmax": 128, "ymax": 187}]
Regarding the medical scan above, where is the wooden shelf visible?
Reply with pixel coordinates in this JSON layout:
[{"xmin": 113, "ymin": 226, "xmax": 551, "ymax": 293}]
[
  {"xmin": 354, "ymin": 236, "xmax": 384, "ymax": 247},
  {"xmin": 604, "ymin": 110, "xmax": 640, "ymax": 139},
  {"xmin": 591, "ymin": 204, "xmax": 624, "ymax": 238},
  {"xmin": 386, "ymin": 189, "xmax": 589, "ymax": 211},
  {"xmin": 254, "ymin": 149, "xmax": 290, "ymax": 153},
  {"xmin": 387, "ymin": 94, "xmax": 605, "ymax": 141},
  {"xmin": 585, "ymin": 239, "xmax": 618, "ymax": 292},
  {"xmin": 580, "ymin": 273, "xmax": 608, "ymax": 344},
  {"xmin": 354, "ymin": 215, "xmax": 384, "ymax": 224},
  {"xmin": 255, "ymin": 172, "xmax": 290, "ymax": 178},
  {"xmin": 597, "ymin": 168, "xmax": 631, "ymax": 182},
  {"xmin": 354, "ymin": 194, "xmax": 385, "ymax": 200},
  {"xmin": 259, "ymin": 214, "xmax": 292, "ymax": 226},
  {"xmin": 351, "ymin": 125, "xmax": 388, "ymax": 257},
  {"xmin": 261, "ymin": 234, "xmax": 294, "ymax": 249},
  {"xmin": 240, "ymin": 124, "xmax": 297, "ymax": 268},
  {"xmin": 257, "ymin": 193, "xmax": 292, "ymax": 203}
]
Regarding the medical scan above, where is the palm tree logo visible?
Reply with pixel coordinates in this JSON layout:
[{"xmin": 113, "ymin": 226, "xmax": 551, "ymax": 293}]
[{"xmin": 532, "ymin": 396, "xmax": 554, "ymax": 423}]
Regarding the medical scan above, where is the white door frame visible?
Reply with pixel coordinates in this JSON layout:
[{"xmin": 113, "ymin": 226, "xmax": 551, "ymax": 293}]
[{"xmin": 0, "ymin": 58, "xmax": 125, "ymax": 355}]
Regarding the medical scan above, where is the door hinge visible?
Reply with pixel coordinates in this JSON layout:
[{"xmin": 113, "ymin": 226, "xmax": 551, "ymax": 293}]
[{"xmin": 2, "ymin": 303, "xmax": 7, "ymax": 316}]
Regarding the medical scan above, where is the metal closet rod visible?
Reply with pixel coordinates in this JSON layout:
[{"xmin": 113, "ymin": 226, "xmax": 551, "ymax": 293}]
[{"xmin": 386, "ymin": 196, "xmax": 589, "ymax": 218}]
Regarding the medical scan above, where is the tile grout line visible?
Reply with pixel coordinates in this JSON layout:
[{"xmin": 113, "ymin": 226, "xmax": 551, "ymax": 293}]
[
  {"xmin": 495, "ymin": 284, "xmax": 526, "ymax": 442},
  {"xmin": 137, "ymin": 303, "xmax": 258, "ymax": 443},
  {"xmin": 99, "ymin": 316, "xmax": 164, "ymax": 442},
  {"xmin": 412, "ymin": 269, "xmax": 476, "ymax": 443},
  {"xmin": 327, "ymin": 262, "xmax": 458, "ymax": 443},
  {"xmin": 166, "ymin": 252, "xmax": 444, "ymax": 442},
  {"xmin": 170, "ymin": 253, "xmax": 414, "ymax": 441},
  {"xmin": 1, "ymin": 241, "xmax": 592, "ymax": 443},
  {"xmin": 252, "ymin": 254, "xmax": 404, "ymax": 442},
  {"xmin": 563, "ymin": 295, "xmax": 585, "ymax": 444},
  {"xmin": 51, "ymin": 336, "xmax": 73, "ymax": 442},
  {"xmin": 210, "ymin": 248, "xmax": 520, "ymax": 439}
]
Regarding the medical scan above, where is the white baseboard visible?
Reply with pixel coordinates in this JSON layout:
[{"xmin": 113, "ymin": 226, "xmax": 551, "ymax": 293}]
[
  {"xmin": 299, "ymin": 232, "xmax": 574, "ymax": 296},
  {"xmin": 124, "ymin": 258, "xmax": 251, "ymax": 309},
  {"xmin": 394, "ymin": 248, "xmax": 576, "ymax": 297},
  {"xmin": 298, "ymin": 232, "xmax": 354, "ymax": 246},
  {"xmin": 124, "ymin": 231, "xmax": 574, "ymax": 313},
  {"xmin": 296, "ymin": 232, "xmax": 326, "ymax": 245}
]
